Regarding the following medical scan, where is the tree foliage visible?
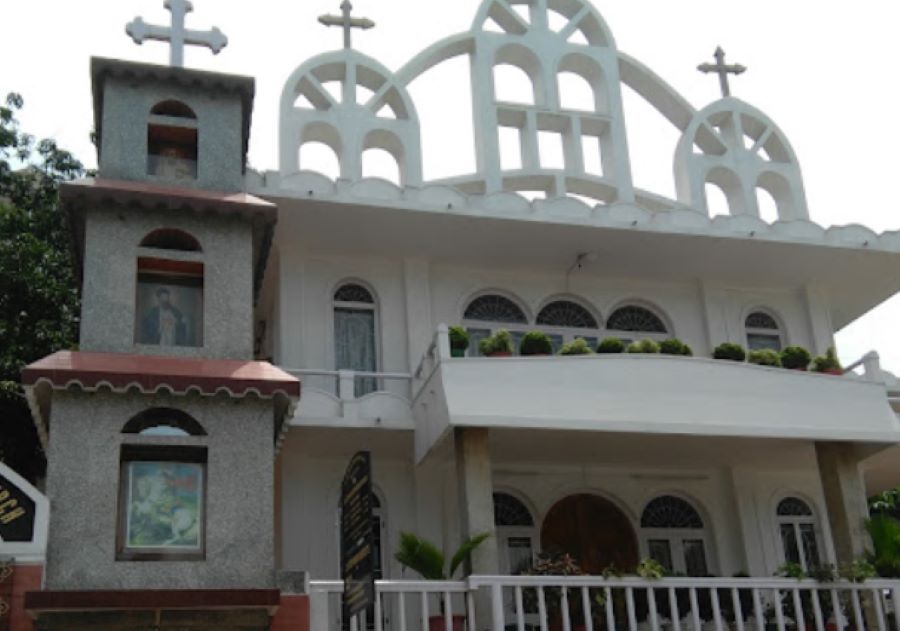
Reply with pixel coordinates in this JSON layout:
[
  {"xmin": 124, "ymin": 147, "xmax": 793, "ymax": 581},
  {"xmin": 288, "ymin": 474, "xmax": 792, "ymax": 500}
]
[{"xmin": 0, "ymin": 93, "xmax": 84, "ymax": 482}]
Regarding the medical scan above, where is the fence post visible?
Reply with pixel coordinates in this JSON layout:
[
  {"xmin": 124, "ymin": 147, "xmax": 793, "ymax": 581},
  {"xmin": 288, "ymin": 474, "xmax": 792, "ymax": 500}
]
[{"xmin": 338, "ymin": 370, "xmax": 356, "ymax": 400}]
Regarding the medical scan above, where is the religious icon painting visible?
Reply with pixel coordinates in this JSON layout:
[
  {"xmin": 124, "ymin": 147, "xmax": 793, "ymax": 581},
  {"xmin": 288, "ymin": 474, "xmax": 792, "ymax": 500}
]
[
  {"xmin": 135, "ymin": 262, "xmax": 204, "ymax": 348},
  {"xmin": 118, "ymin": 460, "xmax": 205, "ymax": 560}
]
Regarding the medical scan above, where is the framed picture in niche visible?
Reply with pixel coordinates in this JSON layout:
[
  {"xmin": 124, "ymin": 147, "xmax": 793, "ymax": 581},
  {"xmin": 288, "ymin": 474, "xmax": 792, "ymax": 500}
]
[
  {"xmin": 117, "ymin": 445, "xmax": 207, "ymax": 561},
  {"xmin": 135, "ymin": 258, "xmax": 204, "ymax": 348}
]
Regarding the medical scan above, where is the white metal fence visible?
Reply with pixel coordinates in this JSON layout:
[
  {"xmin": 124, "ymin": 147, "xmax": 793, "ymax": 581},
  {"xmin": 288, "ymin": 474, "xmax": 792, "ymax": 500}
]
[{"xmin": 310, "ymin": 576, "xmax": 900, "ymax": 631}]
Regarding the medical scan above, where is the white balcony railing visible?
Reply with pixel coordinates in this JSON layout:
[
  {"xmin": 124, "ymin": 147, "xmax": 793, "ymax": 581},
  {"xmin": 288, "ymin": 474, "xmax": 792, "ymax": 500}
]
[{"xmin": 311, "ymin": 575, "xmax": 900, "ymax": 631}]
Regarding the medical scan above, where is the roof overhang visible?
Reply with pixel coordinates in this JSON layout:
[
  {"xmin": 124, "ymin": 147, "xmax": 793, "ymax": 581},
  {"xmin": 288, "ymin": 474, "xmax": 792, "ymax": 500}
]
[
  {"xmin": 22, "ymin": 351, "xmax": 300, "ymax": 449},
  {"xmin": 265, "ymin": 192, "xmax": 900, "ymax": 331},
  {"xmin": 61, "ymin": 177, "xmax": 277, "ymax": 303}
]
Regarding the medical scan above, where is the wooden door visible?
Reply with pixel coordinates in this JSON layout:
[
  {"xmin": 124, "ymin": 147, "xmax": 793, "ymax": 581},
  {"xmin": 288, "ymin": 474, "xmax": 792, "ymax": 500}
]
[{"xmin": 540, "ymin": 494, "xmax": 639, "ymax": 574}]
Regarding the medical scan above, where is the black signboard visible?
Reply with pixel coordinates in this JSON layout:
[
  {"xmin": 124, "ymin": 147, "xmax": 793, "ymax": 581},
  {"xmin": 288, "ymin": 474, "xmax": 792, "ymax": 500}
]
[
  {"xmin": 0, "ymin": 473, "xmax": 35, "ymax": 543},
  {"xmin": 340, "ymin": 451, "xmax": 375, "ymax": 621}
]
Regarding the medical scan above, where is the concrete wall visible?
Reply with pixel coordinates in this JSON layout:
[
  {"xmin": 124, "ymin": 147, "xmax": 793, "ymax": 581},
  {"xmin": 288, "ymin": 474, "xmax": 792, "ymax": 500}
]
[
  {"xmin": 265, "ymin": 248, "xmax": 828, "ymax": 378},
  {"xmin": 43, "ymin": 391, "xmax": 275, "ymax": 590},
  {"xmin": 79, "ymin": 207, "xmax": 254, "ymax": 360},
  {"xmin": 99, "ymin": 76, "xmax": 244, "ymax": 192}
]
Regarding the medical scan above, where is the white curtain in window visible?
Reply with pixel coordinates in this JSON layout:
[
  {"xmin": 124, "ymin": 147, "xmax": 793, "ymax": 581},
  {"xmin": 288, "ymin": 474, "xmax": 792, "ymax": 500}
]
[{"xmin": 334, "ymin": 308, "xmax": 377, "ymax": 395}]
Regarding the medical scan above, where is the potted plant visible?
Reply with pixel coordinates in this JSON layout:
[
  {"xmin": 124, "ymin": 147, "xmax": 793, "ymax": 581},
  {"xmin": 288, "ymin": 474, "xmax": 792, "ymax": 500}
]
[
  {"xmin": 780, "ymin": 346, "xmax": 811, "ymax": 371},
  {"xmin": 448, "ymin": 326, "xmax": 469, "ymax": 358},
  {"xmin": 559, "ymin": 338, "xmax": 594, "ymax": 356},
  {"xmin": 626, "ymin": 339, "xmax": 660, "ymax": 354},
  {"xmin": 713, "ymin": 343, "xmax": 746, "ymax": 362},
  {"xmin": 659, "ymin": 338, "xmax": 693, "ymax": 356},
  {"xmin": 748, "ymin": 349, "xmax": 781, "ymax": 367},
  {"xmin": 813, "ymin": 347, "xmax": 843, "ymax": 375},
  {"xmin": 522, "ymin": 553, "xmax": 596, "ymax": 631},
  {"xmin": 395, "ymin": 531, "xmax": 491, "ymax": 630},
  {"xmin": 520, "ymin": 331, "xmax": 553, "ymax": 356},
  {"xmin": 478, "ymin": 329, "xmax": 514, "ymax": 357},
  {"xmin": 597, "ymin": 337, "xmax": 625, "ymax": 354}
]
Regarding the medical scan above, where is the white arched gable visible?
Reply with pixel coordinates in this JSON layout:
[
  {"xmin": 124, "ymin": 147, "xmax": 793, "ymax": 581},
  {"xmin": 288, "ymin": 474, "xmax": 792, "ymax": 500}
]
[
  {"xmin": 392, "ymin": 0, "xmax": 634, "ymax": 203},
  {"xmin": 280, "ymin": 50, "xmax": 422, "ymax": 186},
  {"xmin": 675, "ymin": 98, "xmax": 809, "ymax": 222}
]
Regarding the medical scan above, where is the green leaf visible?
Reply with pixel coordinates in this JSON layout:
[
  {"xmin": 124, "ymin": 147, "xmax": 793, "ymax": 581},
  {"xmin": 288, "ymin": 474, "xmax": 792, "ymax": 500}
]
[
  {"xmin": 448, "ymin": 532, "xmax": 491, "ymax": 579},
  {"xmin": 395, "ymin": 532, "xmax": 446, "ymax": 580}
]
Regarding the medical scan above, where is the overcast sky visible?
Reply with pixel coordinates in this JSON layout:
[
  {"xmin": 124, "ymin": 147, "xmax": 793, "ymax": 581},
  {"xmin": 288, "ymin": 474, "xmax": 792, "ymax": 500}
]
[{"xmin": 4, "ymin": 1, "xmax": 900, "ymax": 373}]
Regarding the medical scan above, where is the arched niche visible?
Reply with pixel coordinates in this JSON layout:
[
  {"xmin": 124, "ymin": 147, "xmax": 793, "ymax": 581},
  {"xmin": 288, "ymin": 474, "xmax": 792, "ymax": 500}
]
[
  {"xmin": 557, "ymin": 53, "xmax": 608, "ymax": 112},
  {"xmin": 705, "ymin": 166, "xmax": 745, "ymax": 217},
  {"xmin": 139, "ymin": 228, "xmax": 202, "ymax": 252},
  {"xmin": 122, "ymin": 408, "xmax": 207, "ymax": 437},
  {"xmin": 495, "ymin": 43, "xmax": 544, "ymax": 106},
  {"xmin": 363, "ymin": 129, "xmax": 406, "ymax": 186}
]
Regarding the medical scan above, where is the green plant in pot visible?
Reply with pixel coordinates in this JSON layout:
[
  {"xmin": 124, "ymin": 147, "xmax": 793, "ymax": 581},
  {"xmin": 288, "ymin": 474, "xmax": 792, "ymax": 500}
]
[
  {"xmin": 813, "ymin": 347, "xmax": 843, "ymax": 375},
  {"xmin": 780, "ymin": 346, "xmax": 811, "ymax": 370},
  {"xmin": 520, "ymin": 331, "xmax": 553, "ymax": 356},
  {"xmin": 448, "ymin": 326, "xmax": 469, "ymax": 358},
  {"xmin": 522, "ymin": 552, "xmax": 600, "ymax": 631},
  {"xmin": 748, "ymin": 349, "xmax": 781, "ymax": 367},
  {"xmin": 659, "ymin": 338, "xmax": 693, "ymax": 356},
  {"xmin": 395, "ymin": 531, "xmax": 491, "ymax": 631},
  {"xmin": 626, "ymin": 339, "xmax": 660, "ymax": 354},
  {"xmin": 559, "ymin": 338, "xmax": 594, "ymax": 356},
  {"xmin": 478, "ymin": 329, "xmax": 514, "ymax": 357},
  {"xmin": 713, "ymin": 342, "xmax": 746, "ymax": 362},
  {"xmin": 597, "ymin": 337, "xmax": 625, "ymax": 354}
]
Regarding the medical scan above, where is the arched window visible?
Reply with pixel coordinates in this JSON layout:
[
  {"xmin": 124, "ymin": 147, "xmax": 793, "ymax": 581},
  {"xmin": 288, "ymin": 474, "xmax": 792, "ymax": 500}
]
[
  {"xmin": 148, "ymin": 99, "xmax": 198, "ymax": 180},
  {"xmin": 558, "ymin": 71, "xmax": 596, "ymax": 112},
  {"xmin": 140, "ymin": 228, "xmax": 202, "ymax": 252},
  {"xmin": 334, "ymin": 283, "xmax": 378, "ymax": 396},
  {"xmin": 745, "ymin": 310, "xmax": 783, "ymax": 351},
  {"xmin": 641, "ymin": 495, "xmax": 710, "ymax": 576},
  {"xmin": 606, "ymin": 305, "xmax": 668, "ymax": 344},
  {"xmin": 463, "ymin": 294, "xmax": 528, "ymax": 357},
  {"xmin": 494, "ymin": 492, "xmax": 536, "ymax": 574},
  {"xmin": 537, "ymin": 300, "xmax": 600, "ymax": 353},
  {"xmin": 122, "ymin": 408, "xmax": 207, "ymax": 437},
  {"xmin": 776, "ymin": 496, "xmax": 821, "ymax": 572}
]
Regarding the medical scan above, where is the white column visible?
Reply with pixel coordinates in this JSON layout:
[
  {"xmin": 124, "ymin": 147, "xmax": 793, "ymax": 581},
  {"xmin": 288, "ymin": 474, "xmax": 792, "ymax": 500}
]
[
  {"xmin": 815, "ymin": 442, "xmax": 871, "ymax": 564},
  {"xmin": 802, "ymin": 283, "xmax": 834, "ymax": 356},
  {"xmin": 403, "ymin": 258, "xmax": 433, "ymax": 375},
  {"xmin": 454, "ymin": 427, "xmax": 499, "ymax": 575}
]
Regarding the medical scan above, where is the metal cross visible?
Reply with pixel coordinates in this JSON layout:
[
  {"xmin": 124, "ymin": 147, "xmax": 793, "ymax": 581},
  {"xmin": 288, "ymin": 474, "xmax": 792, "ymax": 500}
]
[
  {"xmin": 318, "ymin": 1, "xmax": 375, "ymax": 50},
  {"xmin": 126, "ymin": 0, "xmax": 228, "ymax": 68},
  {"xmin": 697, "ymin": 47, "xmax": 747, "ymax": 98}
]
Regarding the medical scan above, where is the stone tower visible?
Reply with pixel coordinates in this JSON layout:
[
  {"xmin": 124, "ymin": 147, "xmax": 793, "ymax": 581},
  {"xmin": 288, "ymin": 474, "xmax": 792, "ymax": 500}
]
[{"xmin": 20, "ymin": 9, "xmax": 299, "ymax": 631}]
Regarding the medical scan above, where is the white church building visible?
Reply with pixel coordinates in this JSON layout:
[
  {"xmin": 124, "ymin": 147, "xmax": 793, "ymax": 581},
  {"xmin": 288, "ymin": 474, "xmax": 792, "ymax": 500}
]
[{"xmin": 11, "ymin": 1, "xmax": 900, "ymax": 630}]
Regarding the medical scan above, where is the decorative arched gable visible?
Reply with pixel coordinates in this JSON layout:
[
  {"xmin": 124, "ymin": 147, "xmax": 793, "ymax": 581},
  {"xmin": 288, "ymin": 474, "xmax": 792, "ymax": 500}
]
[
  {"xmin": 280, "ymin": 50, "xmax": 422, "ymax": 186},
  {"xmin": 675, "ymin": 98, "xmax": 809, "ymax": 221}
]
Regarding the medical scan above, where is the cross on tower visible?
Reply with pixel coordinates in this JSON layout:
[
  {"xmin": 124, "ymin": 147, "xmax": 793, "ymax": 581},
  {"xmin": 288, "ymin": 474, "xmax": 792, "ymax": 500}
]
[
  {"xmin": 318, "ymin": 1, "xmax": 375, "ymax": 50},
  {"xmin": 697, "ymin": 47, "xmax": 747, "ymax": 98},
  {"xmin": 126, "ymin": 0, "xmax": 228, "ymax": 68}
]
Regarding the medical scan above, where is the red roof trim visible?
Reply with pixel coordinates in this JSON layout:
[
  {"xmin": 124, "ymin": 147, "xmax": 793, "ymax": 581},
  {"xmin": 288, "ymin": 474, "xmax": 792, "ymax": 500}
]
[{"xmin": 22, "ymin": 351, "xmax": 300, "ymax": 400}]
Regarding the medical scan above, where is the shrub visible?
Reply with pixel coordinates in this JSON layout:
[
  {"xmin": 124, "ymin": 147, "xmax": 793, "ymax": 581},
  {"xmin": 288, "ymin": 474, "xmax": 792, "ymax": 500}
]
[
  {"xmin": 597, "ymin": 337, "xmax": 626, "ymax": 354},
  {"xmin": 520, "ymin": 331, "xmax": 553, "ymax": 356},
  {"xmin": 627, "ymin": 339, "xmax": 660, "ymax": 354},
  {"xmin": 713, "ymin": 343, "xmax": 746, "ymax": 362},
  {"xmin": 780, "ymin": 346, "xmax": 811, "ymax": 370},
  {"xmin": 448, "ymin": 326, "xmax": 469, "ymax": 353},
  {"xmin": 748, "ymin": 349, "xmax": 781, "ymax": 367},
  {"xmin": 659, "ymin": 338, "xmax": 693, "ymax": 356},
  {"xmin": 559, "ymin": 338, "xmax": 593, "ymax": 356},
  {"xmin": 813, "ymin": 347, "xmax": 843, "ymax": 373},
  {"xmin": 478, "ymin": 329, "xmax": 514, "ymax": 356}
]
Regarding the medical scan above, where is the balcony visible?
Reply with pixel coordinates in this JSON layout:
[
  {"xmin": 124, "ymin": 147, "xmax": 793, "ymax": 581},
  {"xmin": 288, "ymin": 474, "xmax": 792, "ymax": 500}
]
[
  {"xmin": 411, "ymin": 327, "xmax": 900, "ymax": 463},
  {"xmin": 309, "ymin": 575, "xmax": 900, "ymax": 631},
  {"xmin": 285, "ymin": 368, "xmax": 415, "ymax": 429}
]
